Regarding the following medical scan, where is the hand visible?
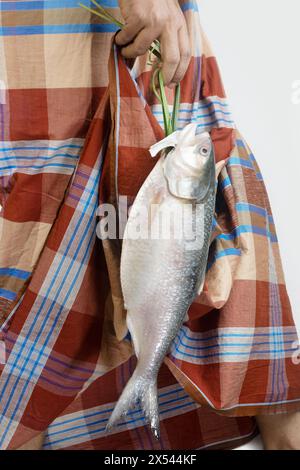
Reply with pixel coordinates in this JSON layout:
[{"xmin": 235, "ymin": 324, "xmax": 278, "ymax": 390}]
[{"xmin": 116, "ymin": 0, "xmax": 191, "ymax": 88}]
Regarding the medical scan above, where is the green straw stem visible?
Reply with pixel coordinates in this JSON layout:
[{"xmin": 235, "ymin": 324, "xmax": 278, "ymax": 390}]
[{"xmin": 90, "ymin": 0, "xmax": 124, "ymax": 26}]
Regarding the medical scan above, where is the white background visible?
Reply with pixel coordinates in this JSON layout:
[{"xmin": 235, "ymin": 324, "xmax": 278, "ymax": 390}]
[{"xmin": 200, "ymin": 0, "xmax": 300, "ymax": 450}]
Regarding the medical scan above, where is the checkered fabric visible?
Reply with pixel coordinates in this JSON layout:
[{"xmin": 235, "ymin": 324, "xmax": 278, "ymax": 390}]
[{"xmin": 0, "ymin": 0, "xmax": 299, "ymax": 450}]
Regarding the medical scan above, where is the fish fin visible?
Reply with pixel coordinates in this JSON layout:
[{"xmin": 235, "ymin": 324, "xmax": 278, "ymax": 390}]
[
  {"xmin": 142, "ymin": 381, "xmax": 160, "ymax": 440},
  {"xmin": 106, "ymin": 372, "xmax": 160, "ymax": 440}
]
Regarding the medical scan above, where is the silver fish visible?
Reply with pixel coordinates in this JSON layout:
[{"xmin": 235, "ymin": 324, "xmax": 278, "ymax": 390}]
[{"xmin": 106, "ymin": 122, "xmax": 216, "ymax": 439}]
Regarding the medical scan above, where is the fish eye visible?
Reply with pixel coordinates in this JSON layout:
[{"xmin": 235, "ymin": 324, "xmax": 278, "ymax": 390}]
[{"xmin": 198, "ymin": 145, "xmax": 210, "ymax": 157}]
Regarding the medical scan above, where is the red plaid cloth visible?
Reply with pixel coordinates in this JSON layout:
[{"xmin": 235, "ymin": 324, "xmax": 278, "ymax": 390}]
[{"xmin": 0, "ymin": 0, "xmax": 299, "ymax": 450}]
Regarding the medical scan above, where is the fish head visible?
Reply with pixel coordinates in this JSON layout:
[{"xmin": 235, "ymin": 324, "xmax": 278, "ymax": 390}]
[{"xmin": 149, "ymin": 123, "xmax": 215, "ymax": 201}]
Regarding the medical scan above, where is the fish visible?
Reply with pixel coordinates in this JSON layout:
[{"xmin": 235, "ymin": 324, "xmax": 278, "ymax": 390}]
[{"xmin": 106, "ymin": 122, "xmax": 216, "ymax": 439}]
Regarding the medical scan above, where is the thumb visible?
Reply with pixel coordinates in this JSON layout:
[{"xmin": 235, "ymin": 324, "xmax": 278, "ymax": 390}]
[
  {"xmin": 114, "ymin": 21, "xmax": 142, "ymax": 46},
  {"xmin": 114, "ymin": 28, "xmax": 123, "ymax": 45}
]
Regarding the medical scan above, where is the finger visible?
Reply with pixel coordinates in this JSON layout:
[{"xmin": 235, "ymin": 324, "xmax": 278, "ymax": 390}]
[
  {"xmin": 160, "ymin": 27, "xmax": 181, "ymax": 88},
  {"xmin": 168, "ymin": 23, "xmax": 191, "ymax": 88},
  {"xmin": 120, "ymin": 27, "xmax": 160, "ymax": 59},
  {"xmin": 115, "ymin": 18, "xmax": 144, "ymax": 46}
]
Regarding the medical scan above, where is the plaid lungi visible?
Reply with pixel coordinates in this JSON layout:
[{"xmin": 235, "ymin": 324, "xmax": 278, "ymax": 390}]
[{"xmin": 0, "ymin": 0, "xmax": 300, "ymax": 450}]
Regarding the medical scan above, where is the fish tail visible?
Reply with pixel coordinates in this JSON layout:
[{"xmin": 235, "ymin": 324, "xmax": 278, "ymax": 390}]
[{"xmin": 106, "ymin": 371, "xmax": 160, "ymax": 440}]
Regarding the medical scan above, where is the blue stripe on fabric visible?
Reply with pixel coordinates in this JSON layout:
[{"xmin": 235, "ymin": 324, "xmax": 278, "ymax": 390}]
[
  {"xmin": 172, "ymin": 343, "xmax": 296, "ymax": 360},
  {"xmin": 0, "ymin": 0, "xmax": 199, "ymax": 13},
  {"xmin": 207, "ymin": 248, "xmax": 242, "ymax": 270},
  {"xmin": 173, "ymin": 100, "xmax": 229, "ymax": 111},
  {"xmin": 220, "ymin": 176, "xmax": 231, "ymax": 189},
  {"xmin": 0, "ymin": 268, "xmax": 30, "ymax": 280},
  {"xmin": 0, "ymin": 23, "xmax": 119, "ymax": 36},
  {"xmin": 198, "ymin": 110, "xmax": 232, "ymax": 117},
  {"xmin": 216, "ymin": 225, "xmax": 277, "ymax": 243},
  {"xmin": 1, "ymin": 0, "xmax": 198, "ymax": 13},
  {"xmin": 157, "ymin": 118, "xmax": 234, "ymax": 127},
  {"xmin": 178, "ymin": 116, "xmax": 234, "ymax": 124},
  {"xmin": 0, "ymin": 153, "xmax": 78, "ymax": 161},
  {"xmin": 48, "ymin": 416, "xmax": 108, "ymax": 440},
  {"xmin": 0, "ymin": 163, "xmax": 76, "ymax": 171},
  {"xmin": 50, "ymin": 408, "xmax": 114, "ymax": 430},
  {"xmin": 0, "ymin": 145, "xmax": 82, "ymax": 152},
  {"xmin": 152, "ymin": 108, "xmax": 232, "ymax": 117},
  {"xmin": 0, "ymin": 0, "xmax": 119, "ymax": 11},
  {"xmin": 152, "ymin": 101, "xmax": 231, "ymax": 126},
  {"xmin": 212, "ymin": 248, "xmax": 241, "ymax": 260},
  {"xmin": 174, "ymin": 335, "xmax": 295, "ymax": 352},
  {"xmin": 227, "ymin": 157, "xmax": 253, "ymax": 169},
  {"xmin": 236, "ymin": 202, "xmax": 266, "ymax": 218},
  {"xmin": 178, "ymin": 327, "xmax": 297, "ymax": 343},
  {"xmin": 0, "ymin": 288, "xmax": 17, "ymax": 301},
  {"xmin": 236, "ymin": 202, "xmax": 274, "ymax": 224},
  {"xmin": 199, "ymin": 100, "xmax": 229, "ymax": 108},
  {"xmin": 236, "ymin": 139, "xmax": 249, "ymax": 150}
]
